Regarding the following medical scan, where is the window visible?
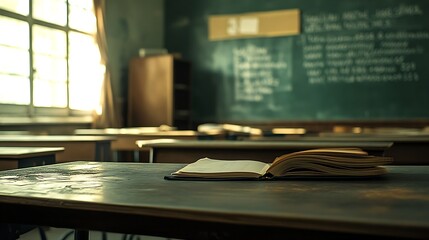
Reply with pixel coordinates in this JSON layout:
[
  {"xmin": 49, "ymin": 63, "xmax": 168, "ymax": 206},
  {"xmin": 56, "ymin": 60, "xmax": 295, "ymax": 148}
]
[{"xmin": 0, "ymin": 0, "xmax": 103, "ymax": 118}]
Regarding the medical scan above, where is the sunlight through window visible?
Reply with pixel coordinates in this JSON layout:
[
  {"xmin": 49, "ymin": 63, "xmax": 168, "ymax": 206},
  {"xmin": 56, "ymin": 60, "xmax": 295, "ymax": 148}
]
[
  {"xmin": 69, "ymin": 31, "xmax": 104, "ymax": 111},
  {"xmin": 0, "ymin": 15, "xmax": 30, "ymax": 105},
  {"xmin": 33, "ymin": 0, "xmax": 67, "ymax": 26},
  {"xmin": 0, "ymin": 0, "xmax": 29, "ymax": 16},
  {"xmin": 33, "ymin": 25, "xmax": 67, "ymax": 108},
  {"xmin": 0, "ymin": 0, "xmax": 103, "ymax": 115}
]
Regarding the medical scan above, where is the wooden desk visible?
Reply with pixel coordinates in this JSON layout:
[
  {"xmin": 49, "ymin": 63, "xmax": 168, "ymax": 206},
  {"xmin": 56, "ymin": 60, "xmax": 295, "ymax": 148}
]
[
  {"xmin": 75, "ymin": 128, "xmax": 205, "ymax": 150},
  {"xmin": 75, "ymin": 128, "xmax": 220, "ymax": 162},
  {"xmin": 0, "ymin": 146, "xmax": 64, "ymax": 239},
  {"xmin": 249, "ymin": 134, "xmax": 429, "ymax": 165},
  {"xmin": 317, "ymin": 134, "xmax": 429, "ymax": 165},
  {"xmin": 136, "ymin": 139, "xmax": 393, "ymax": 163},
  {"xmin": 0, "ymin": 135, "xmax": 114, "ymax": 162},
  {"xmin": 0, "ymin": 147, "xmax": 64, "ymax": 170},
  {"xmin": 0, "ymin": 162, "xmax": 427, "ymax": 240}
]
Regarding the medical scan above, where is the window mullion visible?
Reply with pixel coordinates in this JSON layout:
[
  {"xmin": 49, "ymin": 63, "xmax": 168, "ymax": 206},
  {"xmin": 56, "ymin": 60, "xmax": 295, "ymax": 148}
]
[
  {"xmin": 0, "ymin": 8, "xmax": 27, "ymax": 21},
  {"xmin": 28, "ymin": 0, "xmax": 34, "ymax": 117},
  {"xmin": 66, "ymin": 0, "xmax": 71, "ymax": 115}
]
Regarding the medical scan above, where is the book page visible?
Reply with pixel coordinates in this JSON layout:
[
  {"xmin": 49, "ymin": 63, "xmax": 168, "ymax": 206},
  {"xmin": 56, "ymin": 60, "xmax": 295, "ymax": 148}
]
[
  {"xmin": 271, "ymin": 148, "xmax": 368, "ymax": 166},
  {"xmin": 173, "ymin": 158, "xmax": 270, "ymax": 178},
  {"xmin": 266, "ymin": 148, "xmax": 392, "ymax": 177}
]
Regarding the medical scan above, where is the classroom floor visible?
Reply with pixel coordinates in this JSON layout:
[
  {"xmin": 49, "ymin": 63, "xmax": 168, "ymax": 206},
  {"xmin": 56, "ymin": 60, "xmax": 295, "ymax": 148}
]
[{"xmin": 18, "ymin": 227, "xmax": 171, "ymax": 240}]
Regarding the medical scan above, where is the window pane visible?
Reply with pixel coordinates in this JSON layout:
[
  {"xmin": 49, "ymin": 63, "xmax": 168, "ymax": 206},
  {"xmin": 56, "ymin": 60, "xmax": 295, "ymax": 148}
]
[
  {"xmin": 33, "ymin": 25, "xmax": 66, "ymax": 57},
  {"xmin": 0, "ymin": 16, "xmax": 29, "ymax": 48},
  {"xmin": 32, "ymin": 25, "xmax": 67, "ymax": 108},
  {"xmin": 69, "ymin": 31, "xmax": 100, "ymax": 62},
  {"xmin": 0, "ymin": 74, "xmax": 30, "ymax": 104},
  {"xmin": 0, "ymin": 0, "xmax": 29, "ymax": 15},
  {"xmin": 33, "ymin": 0, "xmax": 67, "ymax": 26},
  {"xmin": 33, "ymin": 79, "xmax": 67, "ymax": 107},
  {"xmin": 69, "ymin": 1, "xmax": 96, "ymax": 33},
  {"xmin": 33, "ymin": 54, "xmax": 67, "ymax": 81},
  {"xmin": 69, "ymin": 74, "xmax": 103, "ymax": 110},
  {"xmin": 69, "ymin": 31, "xmax": 103, "ymax": 110},
  {"xmin": 0, "ymin": 16, "xmax": 29, "ymax": 106},
  {"xmin": 0, "ymin": 46, "xmax": 29, "ymax": 76}
]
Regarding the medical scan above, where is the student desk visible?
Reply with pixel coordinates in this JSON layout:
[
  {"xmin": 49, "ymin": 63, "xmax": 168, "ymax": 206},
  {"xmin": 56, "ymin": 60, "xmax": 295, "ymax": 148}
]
[
  {"xmin": 0, "ymin": 146, "xmax": 64, "ymax": 239},
  {"xmin": 249, "ymin": 134, "xmax": 429, "ymax": 165},
  {"xmin": 74, "ymin": 128, "xmax": 206, "ymax": 150},
  {"xmin": 74, "ymin": 128, "xmax": 220, "ymax": 162},
  {"xmin": 136, "ymin": 139, "xmax": 393, "ymax": 163},
  {"xmin": 317, "ymin": 134, "xmax": 429, "ymax": 165},
  {"xmin": 0, "ymin": 147, "xmax": 64, "ymax": 170},
  {"xmin": 0, "ymin": 135, "xmax": 115, "ymax": 162},
  {"xmin": 0, "ymin": 162, "xmax": 427, "ymax": 240}
]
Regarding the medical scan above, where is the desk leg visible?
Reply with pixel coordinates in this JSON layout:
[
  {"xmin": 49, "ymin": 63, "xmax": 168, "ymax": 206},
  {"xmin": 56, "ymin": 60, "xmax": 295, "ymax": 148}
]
[
  {"xmin": 112, "ymin": 151, "xmax": 119, "ymax": 162},
  {"xmin": 149, "ymin": 148, "xmax": 154, "ymax": 163},
  {"xmin": 96, "ymin": 142, "xmax": 112, "ymax": 162},
  {"xmin": 74, "ymin": 229, "xmax": 89, "ymax": 240},
  {"xmin": 133, "ymin": 150, "xmax": 140, "ymax": 162}
]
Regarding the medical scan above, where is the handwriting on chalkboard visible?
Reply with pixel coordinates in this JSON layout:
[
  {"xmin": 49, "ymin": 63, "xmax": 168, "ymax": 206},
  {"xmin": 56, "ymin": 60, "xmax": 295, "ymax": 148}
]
[
  {"xmin": 302, "ymin": 4, "xmax": 428, "ymax": 85},
  {"xmin": 232, "ymin": 45, "xmax": 289, "ymax": 103}
]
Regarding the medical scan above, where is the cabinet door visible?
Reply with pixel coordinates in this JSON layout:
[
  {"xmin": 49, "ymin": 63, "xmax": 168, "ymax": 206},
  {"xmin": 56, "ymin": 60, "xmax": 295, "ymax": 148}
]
[{"xmin": 128, "ymin": 55, "xmax": 174, "ymax": 127}]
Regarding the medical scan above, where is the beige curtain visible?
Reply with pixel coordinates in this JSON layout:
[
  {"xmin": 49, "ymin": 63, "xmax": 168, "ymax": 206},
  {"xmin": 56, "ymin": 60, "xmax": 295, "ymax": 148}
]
[{"xmin": 92, "ymin": 0, "xmax": 122, "ymax": 128}]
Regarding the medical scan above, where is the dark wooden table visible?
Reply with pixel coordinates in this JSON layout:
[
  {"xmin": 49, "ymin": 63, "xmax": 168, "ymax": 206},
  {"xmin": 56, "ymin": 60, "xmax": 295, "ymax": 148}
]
[
  {"xmin": 0, "ymin": 162, "xmax": 427, "ymax": 240},
  {"xmin": 136, "ymin": 139, "xmax": 393, "ymax": 163}
]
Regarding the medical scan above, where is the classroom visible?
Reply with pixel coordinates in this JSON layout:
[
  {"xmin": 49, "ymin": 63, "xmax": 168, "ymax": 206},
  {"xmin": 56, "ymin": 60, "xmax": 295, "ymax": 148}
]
[{"xmin": 0, "ymin": 0, "xmax": 428, "ymax": 239}]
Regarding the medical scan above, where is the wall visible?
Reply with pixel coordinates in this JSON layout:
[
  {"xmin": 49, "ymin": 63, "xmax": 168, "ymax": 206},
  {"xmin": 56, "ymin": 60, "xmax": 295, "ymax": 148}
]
[{"xmin": 105, "ymin": 0, "xmax": 164, "ymax": 126}]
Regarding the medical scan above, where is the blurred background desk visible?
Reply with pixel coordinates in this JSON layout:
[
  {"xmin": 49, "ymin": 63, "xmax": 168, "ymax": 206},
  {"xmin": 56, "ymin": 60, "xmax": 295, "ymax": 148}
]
[
  {"xmin": 137, "ymin": 139, "xmax": 392, "ymax": 163},
  {"xmin": 75, "ymin": 128, "xmax": 222, "ymax": 162},
  {"xmin": 248, "ymin": 134, "xmax": 429, "ymax": 165},
  {"xmin": 0, "ymin": 135, "xmax": 114, "ymax": 162},
  {"xmin": 0, "ymin": 146, "xmax": 64, "ymax": 170}
]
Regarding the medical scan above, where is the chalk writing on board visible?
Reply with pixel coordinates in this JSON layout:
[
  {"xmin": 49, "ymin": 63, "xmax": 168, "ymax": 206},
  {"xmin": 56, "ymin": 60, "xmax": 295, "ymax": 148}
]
[
  {"xmin": 232, "ymin": 44, "xmax": 289, "ymax": 102},
  {"xmin": 302, "ymin": 4, "xmax": 427, "ymax": 85}
]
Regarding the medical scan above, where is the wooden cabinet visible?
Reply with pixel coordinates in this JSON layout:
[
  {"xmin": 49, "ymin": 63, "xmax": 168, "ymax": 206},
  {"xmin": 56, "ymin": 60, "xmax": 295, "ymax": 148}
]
[{"xmin": 128, "ymin": 55, "xmax": 191, "ymax": 129}]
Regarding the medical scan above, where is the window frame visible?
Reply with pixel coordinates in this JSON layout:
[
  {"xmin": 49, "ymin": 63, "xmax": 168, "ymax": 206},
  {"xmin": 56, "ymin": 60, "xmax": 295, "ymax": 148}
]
[{"xmin": 0, "ymin": 1, "xmax": 97, "ymax": 120}]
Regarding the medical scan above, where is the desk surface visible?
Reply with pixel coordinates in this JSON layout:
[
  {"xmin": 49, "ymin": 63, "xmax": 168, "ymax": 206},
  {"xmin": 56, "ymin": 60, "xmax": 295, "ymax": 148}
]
[
  {"xmin": 75, "ymin": 127, "xmax": 175, "ymax": 134},
  {"xmin": 136, "ymin": 139, "xmax": 393, "ymax": 149},
  {"xmin": 0, "ymin": 135, "xmax": 114, "ymax": 162},
  {"xmin": 137, "ymin": 139, "xmax": 393, "ymax": 163},
  {"xmin": 75, "ymin": 128, "xmax": 200, "ymax": 137},
  {"xmin": 0, "ymin": 147, "xmax": 64, "ymax": 158},
  {"xmin": 0, "ymin": 162, "xmax": 427, "ymax": 239},
  {"xmin": 250, "ymin": 134, "xmax": 429, "ymax": 142},
  {"xmin": 0, "ymin": 147, "xmax": 64, "ymax": 170},
  {"xmin": 0, "ymin": 135, "xmax": 116, "ymax": 142},
  {"xmin": 74, "ymin": 129, "xmax": 214, "ymax": 153}
]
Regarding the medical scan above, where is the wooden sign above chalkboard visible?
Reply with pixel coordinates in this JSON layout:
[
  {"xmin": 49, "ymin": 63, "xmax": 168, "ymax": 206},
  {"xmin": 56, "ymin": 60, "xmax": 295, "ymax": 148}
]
[
  {"xmin": 208, "ymin": 9, "xmax": 300, "ymax": 40},
  {"xmin": 165, "ymin": 0, "xmax": 429, "ymax": 124}
]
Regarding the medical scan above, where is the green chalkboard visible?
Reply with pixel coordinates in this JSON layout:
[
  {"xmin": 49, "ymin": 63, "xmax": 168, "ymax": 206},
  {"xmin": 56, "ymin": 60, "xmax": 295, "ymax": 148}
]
[{"xmin": 165, "ymin": 0, "xmax": 429, "ymax": 124}]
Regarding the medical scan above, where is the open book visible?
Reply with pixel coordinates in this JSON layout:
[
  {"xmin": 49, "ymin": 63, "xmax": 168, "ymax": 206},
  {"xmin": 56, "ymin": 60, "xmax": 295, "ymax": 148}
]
[{"xmin": 165, "ymin": 148, "xmax": 393, "ymax": 180}]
